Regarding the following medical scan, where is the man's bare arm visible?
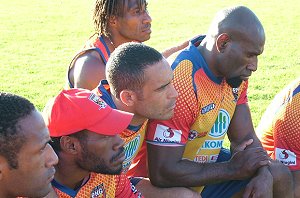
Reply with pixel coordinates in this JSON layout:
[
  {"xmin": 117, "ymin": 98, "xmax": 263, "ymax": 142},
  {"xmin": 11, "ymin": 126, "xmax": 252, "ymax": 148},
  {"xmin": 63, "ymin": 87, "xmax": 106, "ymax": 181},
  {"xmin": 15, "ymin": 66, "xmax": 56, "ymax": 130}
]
[
  {"xmin": 147, "ymin": 140, "xmax": 269, "ymax": 187},
  {"xmin": 292, "ymin": 171, "xmax": 300, "ymax": 198},
  {"xmin": 72, "ymin": 51, "xmax": 106, "ymax": 90}
]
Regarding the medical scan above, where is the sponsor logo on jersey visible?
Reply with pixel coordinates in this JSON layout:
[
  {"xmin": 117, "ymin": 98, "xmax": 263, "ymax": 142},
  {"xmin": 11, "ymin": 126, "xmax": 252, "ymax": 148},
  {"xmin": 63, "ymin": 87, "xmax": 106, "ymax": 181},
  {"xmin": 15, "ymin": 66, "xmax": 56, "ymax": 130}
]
[
  {"xmin": 188, "ymin": 130, "xmax": 208, "ymax": 141},
  {"xmin": 154, "ymin": 124, "xmax": 182, "ymax": 143},
  {"xmin": 130, "ymin": 182, "xmax": 143, "ymax": 198},
  {"xmin": 194, "ymin": 154, "xmax": 219, "ymax": 163},
  {"xmin": 91, "ymin": 183, "xmax": 106, "ymax": 198},
  {"xmin": 201, "ymin": 103, "xmax": 216, "ymax": 114},
  {"xmin": 275, "ymin": 148, "xmax": 297, "ymax": 166},
  {"xmin": 194, "ymin": 155, "xmax": 208, "ymax": 163},
  {"xmin": 232, "ymin": 88, "xmax": 239, "ymax": 102},
  {"xmin": 122, "ymin": 135, "xmax": 141, "ymax": 170},
  {"xmin": 210, "ymin": 154, "xmax": 219, "ymax": 162},
  {"xmin": 201, "ymin": 140, "xmax": 223, "ymax": 149},
  {"xmin": 88, "ymin": 93, "xmax": 107, "ymax": 109},
  {"xmin": 209, "ymin": 109, "xmax": 230, "ymax": 138}
]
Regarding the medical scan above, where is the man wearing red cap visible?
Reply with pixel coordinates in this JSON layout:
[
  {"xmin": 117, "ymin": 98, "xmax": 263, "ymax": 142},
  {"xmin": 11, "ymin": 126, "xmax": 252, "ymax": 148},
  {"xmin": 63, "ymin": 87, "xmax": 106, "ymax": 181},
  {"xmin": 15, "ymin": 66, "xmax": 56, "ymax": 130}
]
[
  {"xmin": 94, "ymin": 42, "xmax": 200, "ymax": 197},
  {"xmin": 43, "ymin": 88, "xmax": 138, "ymax": 197}
]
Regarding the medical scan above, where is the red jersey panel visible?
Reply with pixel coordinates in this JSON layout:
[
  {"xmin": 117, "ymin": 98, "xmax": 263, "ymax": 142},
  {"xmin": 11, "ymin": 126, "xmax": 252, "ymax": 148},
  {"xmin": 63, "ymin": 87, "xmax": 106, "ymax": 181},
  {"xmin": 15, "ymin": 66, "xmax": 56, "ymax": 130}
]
[{"xmin": 257, "ymin": 78, "xmax": 300, "ymax": 171}]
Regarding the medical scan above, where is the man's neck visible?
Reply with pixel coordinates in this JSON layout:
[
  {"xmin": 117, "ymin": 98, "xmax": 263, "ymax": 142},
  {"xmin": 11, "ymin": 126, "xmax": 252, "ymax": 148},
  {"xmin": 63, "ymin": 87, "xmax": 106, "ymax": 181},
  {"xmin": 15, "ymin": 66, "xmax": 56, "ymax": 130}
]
[
  {"xmin": 198, "ymin": 42, "xmax": 221, "ymax": 78},
  {"xmin": 54, "ymin": 163, "xmax": 90, "ymax": 190},
  {"xmin": 108, "ymin": 31, "xmax": 138, "ymax": 49}
]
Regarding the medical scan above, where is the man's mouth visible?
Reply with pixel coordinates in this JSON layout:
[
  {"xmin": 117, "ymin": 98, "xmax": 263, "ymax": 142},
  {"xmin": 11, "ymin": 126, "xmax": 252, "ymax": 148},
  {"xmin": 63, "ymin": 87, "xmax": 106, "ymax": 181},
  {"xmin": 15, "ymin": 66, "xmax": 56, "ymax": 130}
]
[
  {"xmin": 142, "ymin": 24, "xmax": 151, "ymax": 33},
  {"xmin": 111, "ymin": 147, "xmax": 125, "ymax": 165}
]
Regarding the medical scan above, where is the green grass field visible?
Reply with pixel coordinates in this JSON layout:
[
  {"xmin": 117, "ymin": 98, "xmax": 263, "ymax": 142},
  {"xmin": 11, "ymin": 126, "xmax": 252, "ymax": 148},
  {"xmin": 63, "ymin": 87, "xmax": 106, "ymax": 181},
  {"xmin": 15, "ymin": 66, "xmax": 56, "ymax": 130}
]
[{"xmin": 1, "ymin": 0, "xmax": 299, "ymax": 129}]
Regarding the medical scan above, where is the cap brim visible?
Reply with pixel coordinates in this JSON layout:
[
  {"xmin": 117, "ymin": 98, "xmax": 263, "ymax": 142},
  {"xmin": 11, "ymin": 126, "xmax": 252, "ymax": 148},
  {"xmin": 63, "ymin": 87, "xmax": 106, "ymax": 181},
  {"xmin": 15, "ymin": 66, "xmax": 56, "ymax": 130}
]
[{"xmin": 87, "ymin": 108, "xmax": 133, "ymax": 136}]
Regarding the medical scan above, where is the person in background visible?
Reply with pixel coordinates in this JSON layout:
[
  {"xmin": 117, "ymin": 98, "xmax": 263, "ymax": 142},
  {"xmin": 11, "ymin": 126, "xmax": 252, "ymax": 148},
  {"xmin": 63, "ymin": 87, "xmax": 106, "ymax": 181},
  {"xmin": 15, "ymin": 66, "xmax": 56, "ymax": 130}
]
[
  {"xmin": 67, "ymin": 0, "xmax": 152, "ymax": 90},
  {"xmin": 67, "ymin": 0, "xmax": 189, "ymax": 91},
  {"xmin": 257, "ymin": 77, "xmax": 300, "ymax": 198}
]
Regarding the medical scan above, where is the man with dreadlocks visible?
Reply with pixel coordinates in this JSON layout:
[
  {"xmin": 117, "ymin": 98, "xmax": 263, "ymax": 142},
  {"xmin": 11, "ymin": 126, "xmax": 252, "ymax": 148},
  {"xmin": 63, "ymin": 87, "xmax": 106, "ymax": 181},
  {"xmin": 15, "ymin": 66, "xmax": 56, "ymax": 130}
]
[
  {"xmin": 66, "ymin": 0, "xmax": 152, "ymax": 90},
  {"xmin": 0, "ymin": 92, "xmax": 58, "ymax": 198},
  {"xmin": 66, "ymin": 0, "xmax": 189, "ymax": 91}
]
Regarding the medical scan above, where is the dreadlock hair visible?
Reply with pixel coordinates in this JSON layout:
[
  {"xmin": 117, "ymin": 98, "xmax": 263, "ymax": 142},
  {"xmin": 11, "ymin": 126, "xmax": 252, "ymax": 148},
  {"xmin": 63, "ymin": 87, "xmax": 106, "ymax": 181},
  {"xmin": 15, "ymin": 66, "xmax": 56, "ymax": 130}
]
[
  {"xmin": 106, "ymin": 42, "xmax": 163, "ymax": 99},
  {"xmin": 0, "ymin": 92, "xmax": 35, "ymax": 169},
  {"xmin": 93, "ymin": 0, "xmax": 147, "ymax": 36}
]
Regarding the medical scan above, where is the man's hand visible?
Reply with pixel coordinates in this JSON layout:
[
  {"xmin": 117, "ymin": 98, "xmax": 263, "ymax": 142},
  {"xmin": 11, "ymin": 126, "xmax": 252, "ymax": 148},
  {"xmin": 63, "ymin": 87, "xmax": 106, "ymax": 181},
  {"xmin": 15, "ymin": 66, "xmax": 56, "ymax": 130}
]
[
  {"xmin": 243, "ymin": 168, "xmax": 273, "ymax": 198},
  {"xmin": 228, "ymin": 139, "xmax": 270, "ymax": 180}
]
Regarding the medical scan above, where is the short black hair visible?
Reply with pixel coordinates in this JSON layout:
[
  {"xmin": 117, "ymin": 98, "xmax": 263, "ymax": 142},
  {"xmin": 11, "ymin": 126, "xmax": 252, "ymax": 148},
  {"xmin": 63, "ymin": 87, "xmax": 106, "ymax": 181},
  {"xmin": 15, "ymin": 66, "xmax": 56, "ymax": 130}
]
[
  {"xmin": 0, "ymin": 92, "xmax": 35, "ymax": 169},
  {"xmin": 106, "ymin": 42, "xmax": 163, "ymax": 99}
]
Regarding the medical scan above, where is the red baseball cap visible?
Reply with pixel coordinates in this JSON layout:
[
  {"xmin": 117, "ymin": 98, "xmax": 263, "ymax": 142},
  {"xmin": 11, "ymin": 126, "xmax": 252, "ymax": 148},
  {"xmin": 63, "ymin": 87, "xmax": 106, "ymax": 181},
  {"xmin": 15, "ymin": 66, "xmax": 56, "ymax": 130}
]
[{"xmin": 43, "ymin": 89, "xmax": 133, "ymax": 137}]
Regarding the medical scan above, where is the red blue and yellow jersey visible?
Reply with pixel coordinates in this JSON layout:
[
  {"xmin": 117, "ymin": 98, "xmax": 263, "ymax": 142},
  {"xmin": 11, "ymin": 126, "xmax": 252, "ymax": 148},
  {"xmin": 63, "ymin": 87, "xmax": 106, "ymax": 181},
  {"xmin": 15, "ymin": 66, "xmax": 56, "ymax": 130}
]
[
  {"xmin": 66, "ymin": 34, "xmax": 111, "ymax": 88},
  {"xmin": 257, "ymin": 78, "xmax": 300, "ymax": 171},
  {"xmin": 52, "ymin": 173, "xmax": 142, "ymax": 198},
  {"xmin": 146, "ymin": 41, "xmax": 248, "ymax": 192}
]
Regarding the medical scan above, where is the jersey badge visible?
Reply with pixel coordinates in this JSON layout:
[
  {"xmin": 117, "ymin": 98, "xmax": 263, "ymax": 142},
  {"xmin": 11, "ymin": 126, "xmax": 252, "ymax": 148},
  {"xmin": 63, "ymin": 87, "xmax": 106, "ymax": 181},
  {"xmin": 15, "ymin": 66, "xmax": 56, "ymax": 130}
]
[
  {"xmin": 188, "ymin": 130, "xmax": 208, "ymax": 141},
  {"xmin": 232, "ymin": 88, "xmax": 239, "ymax": 103},
  {"xmin": 91, "ymin": 183, "xmax": 106, "ymax": 198},
  {"xmin": 201, "ymin": 103, "xmax": 215, "ymax": 114}
]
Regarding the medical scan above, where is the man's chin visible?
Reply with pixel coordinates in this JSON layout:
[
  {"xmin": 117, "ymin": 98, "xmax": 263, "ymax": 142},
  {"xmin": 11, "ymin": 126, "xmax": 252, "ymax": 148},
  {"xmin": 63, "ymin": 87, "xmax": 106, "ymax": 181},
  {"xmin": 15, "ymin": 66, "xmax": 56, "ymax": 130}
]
[{"xmin": 226, "ymin": 77, "xmax": 243, "ymax": 88}]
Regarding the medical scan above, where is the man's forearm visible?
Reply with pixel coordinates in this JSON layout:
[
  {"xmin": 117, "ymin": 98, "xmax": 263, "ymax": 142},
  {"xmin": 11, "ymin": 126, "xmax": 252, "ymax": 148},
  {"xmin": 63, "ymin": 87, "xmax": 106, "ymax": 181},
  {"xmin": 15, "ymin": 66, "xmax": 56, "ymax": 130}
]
[{"xmin": 151, "ymin": 159, "xmax": 235, "ymax": 187}]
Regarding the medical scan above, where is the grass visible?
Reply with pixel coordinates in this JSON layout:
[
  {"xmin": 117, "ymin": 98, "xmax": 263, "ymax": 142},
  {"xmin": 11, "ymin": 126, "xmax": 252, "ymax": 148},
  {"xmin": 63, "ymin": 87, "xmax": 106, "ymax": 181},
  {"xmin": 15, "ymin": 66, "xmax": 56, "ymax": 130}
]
[{"xmin": 1, "ymin": 0, "xmax": 300, "ymax": 130}]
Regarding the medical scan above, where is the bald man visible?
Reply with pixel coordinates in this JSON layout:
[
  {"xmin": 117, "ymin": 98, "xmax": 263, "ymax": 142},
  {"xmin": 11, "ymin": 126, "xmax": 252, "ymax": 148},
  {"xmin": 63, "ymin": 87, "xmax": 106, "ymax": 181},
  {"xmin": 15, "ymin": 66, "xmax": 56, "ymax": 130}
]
[{"xmin": 145, "ymin": 6, "xmax": 293, "ymax": 198}]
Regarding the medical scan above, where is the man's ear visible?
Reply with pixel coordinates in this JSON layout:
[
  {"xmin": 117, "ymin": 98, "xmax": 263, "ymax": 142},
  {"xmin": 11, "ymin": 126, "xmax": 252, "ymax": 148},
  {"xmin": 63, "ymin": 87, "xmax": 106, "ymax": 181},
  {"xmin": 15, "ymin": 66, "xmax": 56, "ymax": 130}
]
[
  {"xmin": 119, "ymin": 90, "xmax": 137, "ymax": 107},
  {"xmin": 216, "ymin": 33, "xmax": 230, "ymax": 53},
  {"xmin": 108, "ymin": 15, "xmax": 117, "ymax": 28},
  {"xmin": 0, "ymin": 156, "xmax": 8, "ymax": 181},
  {"xmin": 60, "ymin": 136, "xmax": 81, "ymax": 155}
]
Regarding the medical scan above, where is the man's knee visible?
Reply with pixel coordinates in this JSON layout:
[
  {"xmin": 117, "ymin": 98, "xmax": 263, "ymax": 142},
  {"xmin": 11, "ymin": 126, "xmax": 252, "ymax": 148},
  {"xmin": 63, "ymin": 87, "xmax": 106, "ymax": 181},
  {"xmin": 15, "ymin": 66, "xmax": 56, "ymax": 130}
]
[
  {"xmin": 135, "ymin": 178, "xmax": 201, "ymax": 198},
  {"xmin": 269, "ymin": 160, "xmax": 293, "ymax": 184},
  {"xmin": 268, "ymin": 160, "xmax": 294, "ymax": 198}
]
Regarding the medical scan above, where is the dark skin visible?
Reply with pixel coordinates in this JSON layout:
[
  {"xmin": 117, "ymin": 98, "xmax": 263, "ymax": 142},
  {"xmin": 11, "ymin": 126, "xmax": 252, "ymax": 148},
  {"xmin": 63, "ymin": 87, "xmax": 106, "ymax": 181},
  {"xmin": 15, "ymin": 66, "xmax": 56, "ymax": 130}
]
[
  {"xmin": 147, "ymin": 6, "xmax": 293, "ymax": 198},
  {"xmin": 69, "ymin": 0, "xmax": 152, "ymax": 90},
  {"xmin": 69, "ymin": 0, "xmax": 189, "ymax": 90},
  {"xmin": 293, "ymin": 171, "xmax": 300, "ymax": 198},
  {"xmin": 148, "ymin": 105, "xmax": 269, "ymax": 186},
  {"xmin": 54, "ymin": 131, "xmax": 125, "ymax": 190}
]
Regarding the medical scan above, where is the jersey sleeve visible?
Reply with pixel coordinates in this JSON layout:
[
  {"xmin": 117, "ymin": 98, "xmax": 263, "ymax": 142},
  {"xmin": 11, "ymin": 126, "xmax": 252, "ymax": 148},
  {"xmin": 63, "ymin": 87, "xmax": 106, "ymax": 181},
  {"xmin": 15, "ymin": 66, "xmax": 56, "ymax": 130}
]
[
  {"xmin": 114, "ymin": 174, "xmax": 143, "ymax": 198},
  {"xmin": 146, "ymin": 59, "xmax": 199, "ymax": 146},
  {"xmin": 258, "ymin": 79, "xmax": 300, "ymax": 171}
]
